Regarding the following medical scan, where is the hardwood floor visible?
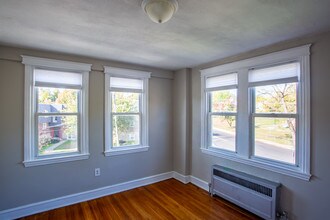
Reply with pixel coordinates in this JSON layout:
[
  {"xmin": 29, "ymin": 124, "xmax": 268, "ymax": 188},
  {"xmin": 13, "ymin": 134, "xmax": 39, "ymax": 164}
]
[{"xmin": 20, "ymin": 179, "xmax": 261, "ymax": 220}]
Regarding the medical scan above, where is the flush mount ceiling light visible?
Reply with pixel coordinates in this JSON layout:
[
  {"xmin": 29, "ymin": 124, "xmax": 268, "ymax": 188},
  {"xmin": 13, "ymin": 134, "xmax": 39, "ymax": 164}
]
[{"xmin": 142, "ymin": 0, "xmax": 178, "ymax": 24}]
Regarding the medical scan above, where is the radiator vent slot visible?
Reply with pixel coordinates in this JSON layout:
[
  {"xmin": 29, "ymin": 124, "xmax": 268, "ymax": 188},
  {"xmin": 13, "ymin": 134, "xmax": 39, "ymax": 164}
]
[
  {"xmin": 211, "ymin": 165, "xmax": 281, "ymax": 220},
  {"xmin": 213, "ymin": 169, "xmax": 273, "ymax": 197}
]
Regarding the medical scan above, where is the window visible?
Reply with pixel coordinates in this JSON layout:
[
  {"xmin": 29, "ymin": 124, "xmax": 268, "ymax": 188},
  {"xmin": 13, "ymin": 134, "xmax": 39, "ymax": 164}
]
[
  {"xmin": 104, "ymin": 66, "xmax": 150, "ymax": 156},
  {"xmin": 22, "ymin": 56, "xmax": 91, "ymax": 167},
  {"xmin": 250, "ymin": 63, "xmax": 299, "ymax": 165},
  {"xmin": 200, "ymin": 45, "xmax": 311, "ymax": 180},
  {"xmin": 206, "ymin": 73, "xmax": 238, "ymax": 152}
]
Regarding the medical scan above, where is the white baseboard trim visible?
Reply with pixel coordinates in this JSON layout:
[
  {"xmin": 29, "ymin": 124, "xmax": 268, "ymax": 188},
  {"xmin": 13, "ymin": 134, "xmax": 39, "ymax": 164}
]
[
  {"xmin": 172, "ymin": 172, "xmax": 209, "ymax": 192},
  {"xmin": 0, "ymin": 172, "xmax": 173, "ymax": 220},
  {"xmin": 172, "ymin": 172, "xmax": 190, "ymax": 184},
  {"xmin": 0, "ymin": 171, "xmax": 210, "ymax": 220},
  {"xmin": 190, "ymin": 176, "xmax": 209, "ymax": 192}
]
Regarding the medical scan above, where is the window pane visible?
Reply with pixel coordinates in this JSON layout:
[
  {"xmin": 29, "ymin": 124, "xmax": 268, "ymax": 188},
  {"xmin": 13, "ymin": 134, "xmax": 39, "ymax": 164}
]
[
  {"xmin": 35, "ymin": 69, "xmax": 82, "ymax": 86},
  {"xmin": 255, "ymin": 83, "xmax": 297, "ymax": 113},
  {"xmin": 254, "ymin": 117, "xmax": 296, "ymax": 164},
  {"xmin": 112, "ymin": 92, "xmax": 139, "ymax": 113},
  {"xmin": 112, "ymin": 115, "xmax": 140, "ymax": 147},
  {"xmin": 38, "ymin": 115, "xmax": 78, "ymax": 155},
  {"xmin": 38, "ymin": 87, "xmax": 79, "ymax": 113},
  {"xmin": 211, "ymin": 89, "xmax": 237, "ymax": 112},
  {"xmin": 211, "ymin": 115, "xmax": 236, "ymax": 151}
]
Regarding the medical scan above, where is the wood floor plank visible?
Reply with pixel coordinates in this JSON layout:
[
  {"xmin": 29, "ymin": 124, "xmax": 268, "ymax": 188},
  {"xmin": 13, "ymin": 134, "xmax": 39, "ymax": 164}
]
[
  {"xmin": 160, "ymin": 180, "xmax": 255, "ymax": 220},
  {"xmin": 20, "ymin": 179, "xmax": 261, "ymax": 220}
]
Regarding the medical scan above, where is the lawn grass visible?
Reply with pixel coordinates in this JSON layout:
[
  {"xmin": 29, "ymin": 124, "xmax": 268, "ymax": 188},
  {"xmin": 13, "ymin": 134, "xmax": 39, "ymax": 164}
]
[
  {"xmin": 54, "ymin": 140, "xmax": 77, "ymax": 150},
  {"xmin": 39, "ymin": 144, "xmax": 51, "ymax": 154},
  {"xmin": 214, "ymin": 117, "xmax": 294, "ymax": 147}
]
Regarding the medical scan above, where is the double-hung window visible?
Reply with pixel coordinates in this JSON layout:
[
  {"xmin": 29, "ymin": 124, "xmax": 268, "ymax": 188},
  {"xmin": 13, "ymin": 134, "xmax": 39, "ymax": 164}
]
[
  {"xmin": 22, "ymin": 56, "xmax": 91, "ymax": 167},
  {"xmin": 249, "ymin": 62, "xmax": 299, "ymax": 165},
  {"xmin": 206, "ymin": 73, "xmax": 238, "ymax": 152},
  {"xmin": 104, "ymin": 66, "xmax": 150, "ymax": 156},
  {"xmin": 200, "ymin": 45, "xmax": 311, "ymax": 180}
]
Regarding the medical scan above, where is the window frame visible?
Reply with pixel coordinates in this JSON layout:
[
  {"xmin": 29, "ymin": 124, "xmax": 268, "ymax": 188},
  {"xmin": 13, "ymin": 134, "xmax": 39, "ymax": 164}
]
[
  {"xmin": 22, "ymin": 56, "xmax": 91, "ymax": 167},
  {"xmin": 206, "ymin": 73, "xmax": 238, "ymax": 153},
  {"xmin": 104, "ymin": 66, "xmax": 151, "ymax": 156},
  {"xmin": 200, "ymin": 45, "xmax": 311, "ymax": 180}
]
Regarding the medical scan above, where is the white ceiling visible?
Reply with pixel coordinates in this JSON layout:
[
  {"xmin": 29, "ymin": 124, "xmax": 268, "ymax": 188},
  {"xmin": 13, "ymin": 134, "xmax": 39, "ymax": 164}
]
[{"xmin": 0, "ymin": 0, "xmax": 330, "ymax": 70}]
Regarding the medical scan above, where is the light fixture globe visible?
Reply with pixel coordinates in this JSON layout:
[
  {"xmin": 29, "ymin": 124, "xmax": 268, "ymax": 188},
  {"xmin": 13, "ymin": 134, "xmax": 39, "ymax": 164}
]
[{"xmin": 142, "ymin": 0, "xmax": 178, "ymax": 24}]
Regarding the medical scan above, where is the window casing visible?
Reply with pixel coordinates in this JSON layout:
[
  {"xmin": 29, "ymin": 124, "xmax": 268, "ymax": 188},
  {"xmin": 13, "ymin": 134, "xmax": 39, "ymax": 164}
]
[
  {"xmin": 22, "ymin": 56, "xmax": 91, "ymax": 167},
  {"xmin": 104, "ymin": 66, "xmax": 151, "ymax": 156},
  {"xmin": 200, "ymin": 45, "xmax": 311, "ymax": 180}
]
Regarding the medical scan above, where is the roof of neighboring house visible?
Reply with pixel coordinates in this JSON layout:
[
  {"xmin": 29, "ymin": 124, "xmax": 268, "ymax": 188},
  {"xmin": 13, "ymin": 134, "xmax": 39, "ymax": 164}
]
[
  {"xmin": 38, "ymin": 104, "xmax": 64, "ymax": 124},
  {"xmin": 39, "ymin": 104, "xmax": 64, "ymax": 113}
]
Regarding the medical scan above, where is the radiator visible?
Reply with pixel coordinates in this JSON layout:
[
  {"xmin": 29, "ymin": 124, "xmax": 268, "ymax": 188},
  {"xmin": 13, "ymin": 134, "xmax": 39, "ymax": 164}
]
[{"xmin": 211, "ymin": 165, "xmax": 281, "ymax": 220}]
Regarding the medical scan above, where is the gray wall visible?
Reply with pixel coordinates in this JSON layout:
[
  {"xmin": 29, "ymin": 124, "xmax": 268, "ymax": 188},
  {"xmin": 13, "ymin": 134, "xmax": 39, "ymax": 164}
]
[
  {"xmin": 173, "ymin": 69, "xmax": 191, "ymax": 175},
  {"xmin": 0, "ymin": 46, "xmax": 173, "ymax": 211},
  {"xmin": 1, "ymin": 29, "xmax": 330, "ymax": 220},
  {"xmin": 191, "ymin": 31, "xmax": 330, "ymax": 220}
]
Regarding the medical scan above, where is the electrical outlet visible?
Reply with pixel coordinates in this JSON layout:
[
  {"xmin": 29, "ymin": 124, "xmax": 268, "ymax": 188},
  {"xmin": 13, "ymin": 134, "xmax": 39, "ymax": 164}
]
[{"xmin": 95, "ymin": 168, "xmax": 101, "ymax": 176}]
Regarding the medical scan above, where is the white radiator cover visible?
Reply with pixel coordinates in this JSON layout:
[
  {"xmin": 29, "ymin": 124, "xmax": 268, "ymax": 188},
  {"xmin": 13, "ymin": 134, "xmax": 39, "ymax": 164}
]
[{"xmin": 211, "ymin": 165, "xmax": 281, "ymax": 220}]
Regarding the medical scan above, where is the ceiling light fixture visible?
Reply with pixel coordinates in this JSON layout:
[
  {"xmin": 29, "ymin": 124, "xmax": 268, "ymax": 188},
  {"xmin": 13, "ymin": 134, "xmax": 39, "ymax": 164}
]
[{"xmin": 142, "ymin": 0, "xmax": 178, "ymax": 24}]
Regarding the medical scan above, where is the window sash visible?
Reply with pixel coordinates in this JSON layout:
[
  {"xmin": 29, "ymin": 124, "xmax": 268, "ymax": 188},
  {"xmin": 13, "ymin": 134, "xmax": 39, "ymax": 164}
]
[
  {"xmin": 35, "ymin": 86, "xmax": 81, "ymax": 114},
  {"xmin": 250, "ymin": 82, "xmax": 298, "ymax": 114},
  {"xmin": 109, "ymin": 89, "xmax": 143, "ymax": 148},
  {"xmin": 34, "ymin": 84, "xmax": 82, "ymax": 157},
  {"xmin": 111, "ymin": 112, "xmax": 141, "ymax": 116},
  {"xmin": 208, "ymin": 89, "xmax": 238, "ymax": 113},
  {"xmin": 35, "ymin": 114, "xmax": 81, "ymax": 158},
  {"xmin": 35, "ymin": 112, "xmax": 81, "ymax": 157},
  {"xmin": 251, "ymin": 115, "xmax": 298, "ymax": 166},
  {"xmin": 251, "ymin": 113, "xmax": 297, "ymax": 118},
  {"xmin": 111, "ymin": 92, "xmax": 141, "ymax": 114},
  {"xmin": 208, "ymin": 113, "xmax": 237, "ymax": 151},
  {"xmin": 207, "ymin": 85, "xmax": 238, "ymax": 150},
  {"xmin": 250, "ymin": 81, "xmax": 298, "ymax": 165}
]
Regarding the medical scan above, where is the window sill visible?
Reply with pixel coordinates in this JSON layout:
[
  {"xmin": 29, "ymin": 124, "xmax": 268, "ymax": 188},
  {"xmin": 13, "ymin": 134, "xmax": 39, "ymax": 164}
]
[
  {"xmin": 201, "ymin": 148, "xmax": 311, "ymax": 181},
  {"xmin": 104, "ymin": 146, "xmax": 149, "ymax": 156},
  {"xmin": 23, "ymin": 153, "xmax": 90, "ymax": 167}
]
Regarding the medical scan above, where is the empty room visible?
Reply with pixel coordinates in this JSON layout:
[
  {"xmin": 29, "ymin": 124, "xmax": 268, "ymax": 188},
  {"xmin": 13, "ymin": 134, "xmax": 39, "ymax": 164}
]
[{"xmin": 1, "ymin": 0, "xmax": 330, "ymax": 219}]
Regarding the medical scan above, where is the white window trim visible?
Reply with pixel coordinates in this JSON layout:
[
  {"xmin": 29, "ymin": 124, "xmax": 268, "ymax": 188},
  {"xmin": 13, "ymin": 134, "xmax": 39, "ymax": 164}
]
[
  {"xmin": 22, "ymin": 56, "xmax": 91, "ymax": 167},
  {"xmin": 104, "ymin": 66, "xmax": 151, "ymax": 156},
  {"xmin": 200, "ymin": 45, "xmax": 311, "ymax": 181}
]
